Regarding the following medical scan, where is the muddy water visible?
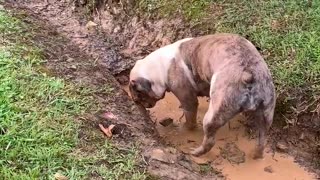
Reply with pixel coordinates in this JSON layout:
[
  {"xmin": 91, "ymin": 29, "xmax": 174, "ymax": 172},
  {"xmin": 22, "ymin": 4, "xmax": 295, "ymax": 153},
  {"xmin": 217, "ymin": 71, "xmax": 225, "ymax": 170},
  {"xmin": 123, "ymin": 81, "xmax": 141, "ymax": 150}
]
[
  {"xmin": 151, "ymin": 92, "xmax": 317, "ymax": 180},
  {"xmin": 124, "ymin": 86, "xmax": 314, "ymax": 179}
]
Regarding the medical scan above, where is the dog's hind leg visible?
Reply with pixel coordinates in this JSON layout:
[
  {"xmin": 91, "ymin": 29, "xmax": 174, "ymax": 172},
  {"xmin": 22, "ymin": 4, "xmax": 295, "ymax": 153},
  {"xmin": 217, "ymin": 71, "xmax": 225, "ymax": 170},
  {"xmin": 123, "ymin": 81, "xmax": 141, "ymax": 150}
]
[
  {"xmin": 191, "ymin": 88, "xmax": 239, "ymax": 157},
  {"xmin": 253, "ymin": 100, "xmax": 275, "ymax": 159},
  {"xmin": 191, "ymin": 72, "xmax": 245, "ymax": 157}
]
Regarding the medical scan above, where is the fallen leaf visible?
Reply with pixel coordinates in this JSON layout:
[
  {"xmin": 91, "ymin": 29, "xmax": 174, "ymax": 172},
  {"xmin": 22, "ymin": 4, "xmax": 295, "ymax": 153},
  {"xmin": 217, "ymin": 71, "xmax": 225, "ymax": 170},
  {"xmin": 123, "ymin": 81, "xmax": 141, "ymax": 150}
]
[{"xmin": 99, "ymin": 124, "xmax": 112, "ymax": 138}]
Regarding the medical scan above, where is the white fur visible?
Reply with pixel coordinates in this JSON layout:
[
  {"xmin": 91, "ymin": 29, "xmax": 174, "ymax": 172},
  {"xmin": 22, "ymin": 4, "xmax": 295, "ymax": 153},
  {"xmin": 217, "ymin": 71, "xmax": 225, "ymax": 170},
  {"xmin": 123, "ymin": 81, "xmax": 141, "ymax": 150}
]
[
  {"xmin": 203, "ymin": 73, "xmax": 219, "ymax": 127},
  {"xmin": 130, "ymin": 38, "xmax": 194, "ymax": 97},
  {"xmin": 209, "ymin": 73, "xmax": 219, "ymax": 96},
  {"xmin": 178, "ymin": 58, "xmax": 197, "ymax": 89}
]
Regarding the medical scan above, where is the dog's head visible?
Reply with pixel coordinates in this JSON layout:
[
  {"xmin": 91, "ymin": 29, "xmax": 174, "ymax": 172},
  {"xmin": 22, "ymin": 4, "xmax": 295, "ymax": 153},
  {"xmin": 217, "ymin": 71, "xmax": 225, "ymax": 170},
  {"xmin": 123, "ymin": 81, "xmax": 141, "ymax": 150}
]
[{"xmin": 129, "ymin": 77, "xmax": 161, "ymax": 108}]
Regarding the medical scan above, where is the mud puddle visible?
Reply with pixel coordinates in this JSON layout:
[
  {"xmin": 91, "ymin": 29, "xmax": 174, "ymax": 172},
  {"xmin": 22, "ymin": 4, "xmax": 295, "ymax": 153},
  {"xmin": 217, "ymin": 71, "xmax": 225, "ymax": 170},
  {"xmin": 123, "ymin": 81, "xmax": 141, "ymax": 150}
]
[{"xmin": 124, "ymin": 86, "xmax": 315, "ymax": 179}]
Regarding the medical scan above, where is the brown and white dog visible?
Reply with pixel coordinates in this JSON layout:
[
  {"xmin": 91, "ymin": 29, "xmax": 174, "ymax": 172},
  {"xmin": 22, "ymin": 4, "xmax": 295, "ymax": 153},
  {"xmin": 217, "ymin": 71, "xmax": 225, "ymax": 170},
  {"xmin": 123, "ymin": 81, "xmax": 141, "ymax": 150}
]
[{"xmin": 129, "ymin": 33, "xmax": 276, "ymax": 158}]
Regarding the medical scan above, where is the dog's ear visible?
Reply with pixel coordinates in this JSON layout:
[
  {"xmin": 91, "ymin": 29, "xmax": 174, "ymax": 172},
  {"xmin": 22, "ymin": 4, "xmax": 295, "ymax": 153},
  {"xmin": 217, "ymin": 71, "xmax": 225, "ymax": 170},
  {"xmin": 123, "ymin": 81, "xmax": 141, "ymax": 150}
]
[{"xmin": 130, "ymin": 78, "xmax": 152, "ymax": 92}]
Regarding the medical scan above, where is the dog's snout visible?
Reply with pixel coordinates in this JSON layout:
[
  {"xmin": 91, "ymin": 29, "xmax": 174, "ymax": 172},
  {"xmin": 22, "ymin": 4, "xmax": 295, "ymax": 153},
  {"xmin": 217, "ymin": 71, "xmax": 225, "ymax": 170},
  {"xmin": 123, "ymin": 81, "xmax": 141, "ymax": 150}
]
[
  {"xmin": 143, "ymin": 102, "xmax": 152, "ymax": 108},
  {"xmin": 131, "ymin": 96, "xmax": 138, "ymax": 102}
]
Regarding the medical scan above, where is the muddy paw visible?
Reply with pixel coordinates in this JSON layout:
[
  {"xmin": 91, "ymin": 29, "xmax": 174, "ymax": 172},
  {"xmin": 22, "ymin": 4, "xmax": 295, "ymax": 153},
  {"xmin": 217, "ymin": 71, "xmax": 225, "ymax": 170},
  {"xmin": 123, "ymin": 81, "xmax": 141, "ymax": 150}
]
[
  {"xmin": 253, "ymin": 150, "xmax": 264, "ymax": 160},
  {"xmin": 190, "ymin": 147, "xmax": 204, "ymax": 157},
  {"xmin": 183, "ymin": 122, "xmax": 197, "ymax": 131}
]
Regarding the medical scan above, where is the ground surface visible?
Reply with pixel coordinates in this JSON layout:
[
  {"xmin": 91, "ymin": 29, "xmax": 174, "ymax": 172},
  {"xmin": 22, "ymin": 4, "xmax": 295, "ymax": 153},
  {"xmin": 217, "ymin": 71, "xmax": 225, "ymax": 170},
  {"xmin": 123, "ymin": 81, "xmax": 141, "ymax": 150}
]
[
  {"xmin": 1, "ymin": 0, "xmax": 320, "ymax": 179},
  {"xmin": 0, "ymin": 5, "xmax": 149, "ymax": 180},
  {"xmin": 1, "ymin": 1, "xmax": 223, "ymax": 179}
]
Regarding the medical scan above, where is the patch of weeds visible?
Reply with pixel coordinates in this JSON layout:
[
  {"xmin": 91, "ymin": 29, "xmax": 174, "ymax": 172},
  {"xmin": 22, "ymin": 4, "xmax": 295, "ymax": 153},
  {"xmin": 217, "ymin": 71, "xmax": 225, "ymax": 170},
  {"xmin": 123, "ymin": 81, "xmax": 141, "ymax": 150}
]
[
  {"xmin": 198, "ymin": 164, "xmax": 222, "ymax": 177},
  {"xmin": 0, "ymin": 10, "xmax": 145, "ymax": 179},
  {"xmin": 199, "ymin": 164, "xmax": 212, "ymax": 174},
  {"xmin": 137, "ymin": 0, "xmax": 211, "ymax": 23}
]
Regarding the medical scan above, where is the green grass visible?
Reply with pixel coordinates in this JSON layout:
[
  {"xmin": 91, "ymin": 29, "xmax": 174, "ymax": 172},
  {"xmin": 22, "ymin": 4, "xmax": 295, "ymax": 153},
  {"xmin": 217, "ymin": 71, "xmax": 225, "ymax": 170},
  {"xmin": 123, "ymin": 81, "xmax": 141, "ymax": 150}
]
[
  {"xmin": 0, "ymin": 10, "xmax": 145, "ymax": 179},
  {"xmin": 137, "ymin": 0, "xmax": 320, "ymax": 124},
  {"xmin": 137, "ymin": 0, "xmax": 212, "ymax": 23}
]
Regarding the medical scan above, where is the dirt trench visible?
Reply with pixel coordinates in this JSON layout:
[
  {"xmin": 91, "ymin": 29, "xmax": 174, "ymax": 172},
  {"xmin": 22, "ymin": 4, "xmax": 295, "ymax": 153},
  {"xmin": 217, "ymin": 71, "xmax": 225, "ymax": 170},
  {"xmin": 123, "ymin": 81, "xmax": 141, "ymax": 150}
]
[
  {"xmin": 3, "ymin": 1, "xmax": 222, "ymax": 179},
  {"xmin": 4, "ymin": 0, "xmax": 320, "ymax": 179}
]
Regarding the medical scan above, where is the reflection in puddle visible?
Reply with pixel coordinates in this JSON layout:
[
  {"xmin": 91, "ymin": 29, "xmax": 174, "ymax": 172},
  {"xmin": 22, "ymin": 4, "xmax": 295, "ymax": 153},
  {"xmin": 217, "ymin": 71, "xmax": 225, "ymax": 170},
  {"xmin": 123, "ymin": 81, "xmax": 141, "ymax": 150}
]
[
  {"xmin": 149, "ymin": 92, "xmax": 315, "ymax": 180},
  {"xmin": 123, "ymin": 86, "xmax": 314, "ymax": 179}
]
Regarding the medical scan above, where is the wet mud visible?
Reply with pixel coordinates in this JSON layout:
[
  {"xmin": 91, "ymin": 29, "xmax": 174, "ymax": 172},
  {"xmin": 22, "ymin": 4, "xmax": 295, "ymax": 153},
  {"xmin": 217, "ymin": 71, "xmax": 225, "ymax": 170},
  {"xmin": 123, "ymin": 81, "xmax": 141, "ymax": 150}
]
[{"xmin": 148, "ymin": 91, "xmax": 316, "ymax": 180}]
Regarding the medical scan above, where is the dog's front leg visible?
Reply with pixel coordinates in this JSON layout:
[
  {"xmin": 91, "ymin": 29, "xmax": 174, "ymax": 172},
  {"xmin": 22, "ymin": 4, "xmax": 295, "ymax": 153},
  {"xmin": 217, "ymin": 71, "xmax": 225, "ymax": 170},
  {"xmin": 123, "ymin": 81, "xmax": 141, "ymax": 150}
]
[
  {"xmin": 172, "ymin": 90, "xmax": 198, "ymax": 130},
  {"xmin": 183, "ymin": 108, "xmax": 198, "ymax": 130}
]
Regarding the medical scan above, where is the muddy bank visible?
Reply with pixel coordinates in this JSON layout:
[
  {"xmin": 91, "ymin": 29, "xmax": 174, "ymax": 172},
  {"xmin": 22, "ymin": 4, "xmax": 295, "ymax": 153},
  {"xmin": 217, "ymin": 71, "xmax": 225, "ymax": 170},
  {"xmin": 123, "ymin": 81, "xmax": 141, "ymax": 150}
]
[
  {"xmin": 4, "ymin": 1, "xmax": 223, "ymax": 179},
  {"xmin": 7, "ymin": 0, "xmax": 193, "ymax": 79}
]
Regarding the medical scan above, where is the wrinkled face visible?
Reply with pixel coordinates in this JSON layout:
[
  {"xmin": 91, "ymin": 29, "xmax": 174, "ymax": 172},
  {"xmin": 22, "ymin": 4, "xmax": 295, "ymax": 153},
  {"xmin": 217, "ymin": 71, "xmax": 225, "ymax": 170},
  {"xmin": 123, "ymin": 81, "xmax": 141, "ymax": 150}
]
[{"xmin": 129, "ymin": 77, "xmax": 159, "ymax": 108}]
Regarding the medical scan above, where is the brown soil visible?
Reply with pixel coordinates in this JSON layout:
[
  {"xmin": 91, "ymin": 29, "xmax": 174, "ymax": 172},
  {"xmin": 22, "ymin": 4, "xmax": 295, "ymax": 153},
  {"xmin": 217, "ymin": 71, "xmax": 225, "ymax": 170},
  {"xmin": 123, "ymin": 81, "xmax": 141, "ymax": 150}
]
[{"xmin": 4, "ymin": 0, "xmax": 320, "ymax": 179}]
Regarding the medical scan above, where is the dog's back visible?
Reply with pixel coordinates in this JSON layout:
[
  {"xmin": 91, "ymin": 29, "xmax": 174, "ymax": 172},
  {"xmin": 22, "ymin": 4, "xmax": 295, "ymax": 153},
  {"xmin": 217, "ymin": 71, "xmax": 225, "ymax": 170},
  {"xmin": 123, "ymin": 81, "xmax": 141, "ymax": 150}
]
[{"xmin": 179, "ymin": 33, "xmax": 275, "ymax": 113}]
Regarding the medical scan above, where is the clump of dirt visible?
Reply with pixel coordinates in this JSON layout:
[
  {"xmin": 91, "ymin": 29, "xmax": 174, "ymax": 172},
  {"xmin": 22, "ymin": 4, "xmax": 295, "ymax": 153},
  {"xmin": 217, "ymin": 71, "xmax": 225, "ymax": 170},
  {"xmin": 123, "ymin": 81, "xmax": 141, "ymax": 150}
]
[
  {"xmin": 220, "ymin": 142, "xmax": 246, "ymax": 165},
  {"xmin": 159, "ymin": 117, "xmax": 174, "ymax": 127},
  {"xmin": 264, "ymin": 166, "xmax": 274, "ymax": 173}
]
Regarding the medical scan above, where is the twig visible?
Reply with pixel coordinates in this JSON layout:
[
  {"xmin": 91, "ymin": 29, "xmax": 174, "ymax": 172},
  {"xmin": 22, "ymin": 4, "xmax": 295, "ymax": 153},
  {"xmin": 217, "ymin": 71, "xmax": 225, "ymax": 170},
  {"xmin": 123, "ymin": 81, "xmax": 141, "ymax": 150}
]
[
  {"xmin": 311, "ymin": 103, "xmax": 320, "ymax": 113},
  {"xmin": 71, "ymin": 35, "xmax": 88, "ymax": 38},
  {"xmin": 282, "ymin": 113, "xmax": 296, "ymax": 126},
  {"xmin": 295, "ymin": 96, "xmax": 320, "ymax": 114},
  {"xmin": 141, "ymin": 154, "xmax": 149, "ymax": 165}
]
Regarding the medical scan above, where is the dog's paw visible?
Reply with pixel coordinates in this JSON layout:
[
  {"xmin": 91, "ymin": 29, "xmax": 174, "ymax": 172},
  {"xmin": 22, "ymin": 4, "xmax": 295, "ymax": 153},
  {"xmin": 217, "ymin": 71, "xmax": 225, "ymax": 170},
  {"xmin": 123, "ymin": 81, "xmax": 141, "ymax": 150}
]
[
  {"xmin": 253, "ymin": 149, "xmax": 264, "ymax": 160},
  {"xmin": 183, "ymin": 122, "xmax": 197, "ymax": 131},
  {"xmin": 190, "ymin": 147, "xmax": 205, "ymax": 157}
]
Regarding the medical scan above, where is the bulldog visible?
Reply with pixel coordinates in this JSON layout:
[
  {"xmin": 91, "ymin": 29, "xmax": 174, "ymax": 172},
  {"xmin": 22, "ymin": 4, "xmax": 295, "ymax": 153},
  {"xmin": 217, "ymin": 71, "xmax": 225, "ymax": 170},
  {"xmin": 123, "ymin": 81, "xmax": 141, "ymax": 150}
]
[{"xmin": 129, "ymin": 33, "xmax": 276, "ymax": 158}]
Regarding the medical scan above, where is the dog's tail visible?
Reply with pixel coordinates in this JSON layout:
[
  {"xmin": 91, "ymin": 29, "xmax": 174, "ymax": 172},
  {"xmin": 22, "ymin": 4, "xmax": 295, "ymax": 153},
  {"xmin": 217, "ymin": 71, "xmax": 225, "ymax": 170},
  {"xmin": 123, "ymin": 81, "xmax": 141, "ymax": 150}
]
[
  {"xmin": 241, "ymin": 71, "xmax": 254, "ymax": 84},
  {"xmin": 239, "ymin": 71, "xmax": 263, "ymax": 112}
]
